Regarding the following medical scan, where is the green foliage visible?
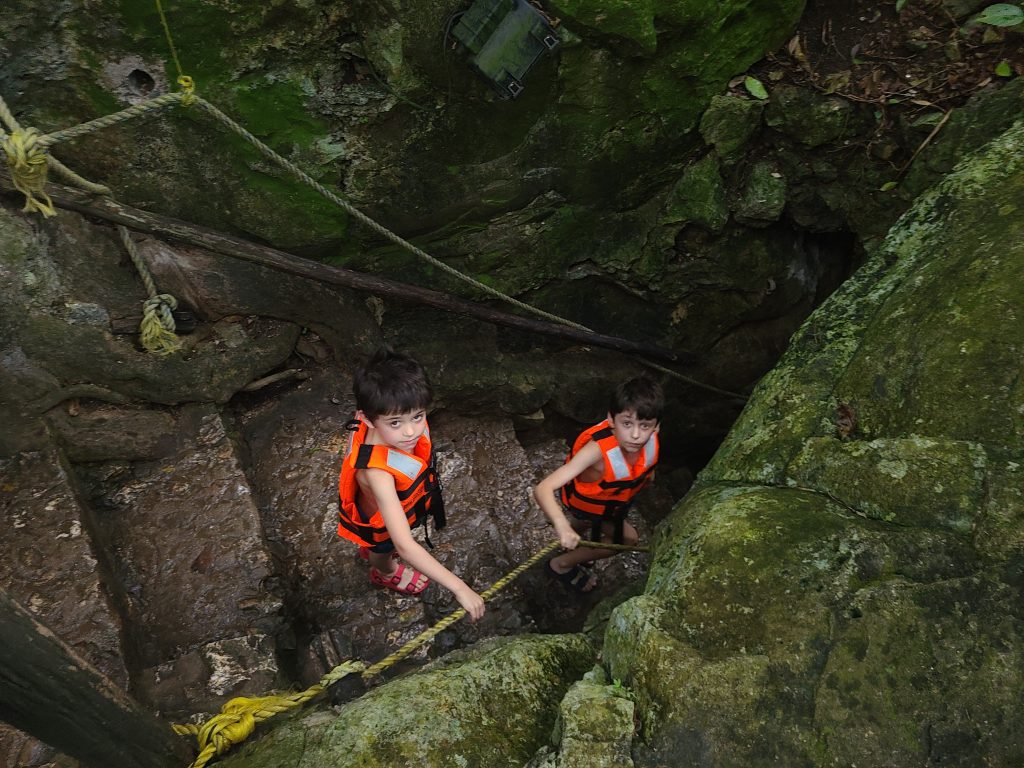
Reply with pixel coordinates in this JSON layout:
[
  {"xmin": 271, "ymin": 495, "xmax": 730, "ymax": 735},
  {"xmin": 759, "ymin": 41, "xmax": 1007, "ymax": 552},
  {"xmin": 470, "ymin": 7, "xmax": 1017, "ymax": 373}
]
[
  {"xmin": 880, "ymin": 181, "xmax": 898, "ymax": 191},
  {"xmin": 896, "ymin": 0, "xmax": 908, "ymax": 11},
  {"xmin": 995, "ymin": 60, "xmax": 1013, "ymax": 77},
  {"xmin": 975, "ymin": 3, "xmax": 1024, "ymax": 26},
  {"xmin": 744, "ymin": 76, "xmax": 769, "ymax": 100},
  {"xmin": 610, "ymin": 678, "xmax": 636, "ymax": 701}
]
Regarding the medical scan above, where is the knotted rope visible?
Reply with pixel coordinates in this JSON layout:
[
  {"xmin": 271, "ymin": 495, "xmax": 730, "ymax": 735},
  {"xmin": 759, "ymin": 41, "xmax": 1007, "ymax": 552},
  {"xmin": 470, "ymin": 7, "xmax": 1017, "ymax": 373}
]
[
  {"xmin": 171, "ymin": 661, "xmax": 367, "ymax": 768},
  {"xmin": 0, "ymin": 91, "xmax": 185, "ymax": 354},
  {"xmin": 0, "ymin": 94, "xmax": 56, "ymax": 217},
  {"xmin": 172, "ymin": 537, "xmax": 652, "ymax": 767},
  {"xmin": 119, "ymin": 226, "xmax": 181, "ymax": 354},
  {"xmin": 0, "ymin": 12, "xmax": 746, "ymax": 397}
]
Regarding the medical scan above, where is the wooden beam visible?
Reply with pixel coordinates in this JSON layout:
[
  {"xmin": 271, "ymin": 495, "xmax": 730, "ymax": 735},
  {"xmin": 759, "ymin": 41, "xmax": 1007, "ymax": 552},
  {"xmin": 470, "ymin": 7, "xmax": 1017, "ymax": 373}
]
[
  {"xmin": 0, "ymin": 590, "xmax": 190, "ymax": 768},
  {"xmin": 0, "ymin": 175, "xmax": 681, "ymax": 362}
]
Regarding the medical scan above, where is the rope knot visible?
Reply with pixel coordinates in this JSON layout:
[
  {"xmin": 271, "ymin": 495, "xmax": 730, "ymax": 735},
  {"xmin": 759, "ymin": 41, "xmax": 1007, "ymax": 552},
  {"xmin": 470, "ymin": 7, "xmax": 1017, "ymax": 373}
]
[
  {"xmin": 140, "ymin": 293, "xmax": 181, "ymax": 355},
  {"xmin": 2, "ymin": 127, "xmax": 56, "ymax": 217},
  {"xmin": 177, "ymin": 75, "xmax": 196, "ymax": 106}
]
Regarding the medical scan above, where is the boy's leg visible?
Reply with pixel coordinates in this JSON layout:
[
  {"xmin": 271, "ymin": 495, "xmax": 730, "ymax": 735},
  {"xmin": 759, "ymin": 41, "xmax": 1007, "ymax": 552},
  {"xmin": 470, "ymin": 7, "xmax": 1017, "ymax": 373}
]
[
  {"xmin": 367, "ymin": 544, "xmax": 428, "ymax": 592},
  {"xmin": 548, "ymin": 518, "xmax": 605, "ymax": 591},
  {"xmin": 551, "ymin": 518, "xmax": 638, "ymax": 569}
]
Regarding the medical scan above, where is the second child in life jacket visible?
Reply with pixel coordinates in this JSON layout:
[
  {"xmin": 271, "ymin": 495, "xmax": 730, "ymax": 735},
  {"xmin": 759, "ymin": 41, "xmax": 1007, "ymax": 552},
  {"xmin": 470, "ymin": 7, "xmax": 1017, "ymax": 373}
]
[
  {"xmin": 336, "ymin": 347, "xmax": 485, "ymax": 621},
  {"xmin": 533, "ymin": 376, "xmax": 662, "ymax": 593}
]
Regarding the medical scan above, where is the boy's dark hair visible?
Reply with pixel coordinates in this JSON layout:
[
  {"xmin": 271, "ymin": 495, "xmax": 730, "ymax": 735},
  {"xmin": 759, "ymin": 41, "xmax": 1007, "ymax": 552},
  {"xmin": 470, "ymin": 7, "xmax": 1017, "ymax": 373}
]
[
  {"xmin": 609, "ymin": 376, "xmax": 663, "ymax": 421},
  {"xmin": 353, "ymin": 347, "xmax": 433, "ymax": 420}
]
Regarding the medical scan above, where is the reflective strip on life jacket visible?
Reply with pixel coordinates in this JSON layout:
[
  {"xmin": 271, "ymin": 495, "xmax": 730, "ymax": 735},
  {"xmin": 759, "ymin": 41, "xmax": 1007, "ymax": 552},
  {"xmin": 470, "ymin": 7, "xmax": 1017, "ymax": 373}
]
[{"xmin": 385, "ymin": 450, "xmax": 422, "ymax": 481}]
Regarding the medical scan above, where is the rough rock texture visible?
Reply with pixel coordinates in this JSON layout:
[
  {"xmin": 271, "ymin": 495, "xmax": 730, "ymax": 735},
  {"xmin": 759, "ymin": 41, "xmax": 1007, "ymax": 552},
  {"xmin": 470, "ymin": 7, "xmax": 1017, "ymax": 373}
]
[
  {"xmin": 238, "ymin": 371, "xmax": 662, "ymax": 685},
  {"xmin": 551, "ymin": 669, "xmax": 637, "ymax": 768},
  {"xmin": 77, "ymin": 407, "xmax": 285, "ymax": 716},
  {"xmin": 212, "ymin": 112, "xmax": 1024, "ymax": 768},
  {"xmin": 222, "ymin": 634, "xmax": 595, "ymax": 768},
  {"xmin": 4, "ymin": 2, "xmax": 1020, "ymax": 459},
  {"xmin": 0, "ymin": 205, "xmax": 311, "ymax": 456},
  {"xmin": 0, "ymin": 0, "xmax": 831, "ymax": 453},
  {"xmin": 0, "ymin": 446, "xmax": 127, "ymax": 686},
  {"xmin": 600, "ymin": 119, "xmax": 1024, "ymax": 765}
]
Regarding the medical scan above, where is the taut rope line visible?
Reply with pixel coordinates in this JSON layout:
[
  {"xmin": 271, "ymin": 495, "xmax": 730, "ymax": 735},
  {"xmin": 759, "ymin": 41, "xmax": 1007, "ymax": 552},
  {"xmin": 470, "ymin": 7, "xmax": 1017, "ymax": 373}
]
[
  {"xmin": 171, "ymin": 537, "xmax": 648, "ymax": 767},
  {"xmin": 0, "ymin": 93, "xmax": 182, "ymax": 353}
]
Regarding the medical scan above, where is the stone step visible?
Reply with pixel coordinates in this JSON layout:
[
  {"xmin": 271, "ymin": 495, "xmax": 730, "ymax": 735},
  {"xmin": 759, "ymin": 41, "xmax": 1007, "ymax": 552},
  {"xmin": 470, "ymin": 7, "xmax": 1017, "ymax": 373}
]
[
  {"xmin": 0, "ymin": 443, "xmax": 128, "ymax": 767},
  {"xmin": 80, "ymin": 406, "xmax": 285, "ymax": 717}
]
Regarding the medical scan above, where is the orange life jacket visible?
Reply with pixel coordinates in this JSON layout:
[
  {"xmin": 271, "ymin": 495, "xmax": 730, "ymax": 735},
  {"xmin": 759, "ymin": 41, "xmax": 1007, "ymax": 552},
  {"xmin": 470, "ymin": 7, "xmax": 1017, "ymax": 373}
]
[
  {"xmin": 560, "ymin": 419, "xmax": 658, "ymax": 543},
  {"xmin": 337, "ymin": 419, "xmax": 445, "ymax": 548}
]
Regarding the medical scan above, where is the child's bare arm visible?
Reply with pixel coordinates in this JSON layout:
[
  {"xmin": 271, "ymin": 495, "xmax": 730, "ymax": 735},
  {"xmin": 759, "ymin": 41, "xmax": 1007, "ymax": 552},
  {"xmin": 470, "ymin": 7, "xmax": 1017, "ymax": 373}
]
[
  {"xmin": 533, "ymin": 440, "xmax": 603, "ymax": 550},
  {"xmin": 363, "ymin": 469, "xmax": 485, "ymax": 621}
]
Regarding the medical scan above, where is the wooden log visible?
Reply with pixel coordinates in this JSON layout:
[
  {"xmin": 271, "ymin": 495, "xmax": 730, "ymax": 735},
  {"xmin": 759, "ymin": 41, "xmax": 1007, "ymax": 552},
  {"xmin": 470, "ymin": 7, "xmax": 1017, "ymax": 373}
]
[
  {"xmin": 0, "ymin": 174, "xmax": 682, "ymax": 363},
  {"xmin": 0, "ymin": 590, "xmax": 190, "ymax": 768}
]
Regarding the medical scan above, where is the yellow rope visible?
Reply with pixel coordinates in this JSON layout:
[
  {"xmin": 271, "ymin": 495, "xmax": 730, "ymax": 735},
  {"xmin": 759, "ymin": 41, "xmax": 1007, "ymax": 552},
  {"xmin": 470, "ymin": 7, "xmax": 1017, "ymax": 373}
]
[
  {"xmin": 119, "ymin": 227, "xmax": 182, "ymax": 354},
  {"xmin": 576, "ymin": 539, "xmax": 649, "ymax": 552},
  {"xmin": 2, "ymin": 127, "xmax": 56, "ymax": 217},
  {"xmin": 172, "ymin": 539, "xmax": 586, "ymax": 767},
  {"xmin": 38, "ymin": 91, "xmax": 186, "ymax": 148},
  {"xmin": 155, "ymin": 0, "xmax": 185, "ymax": 81},
  {"xmin": 0, "ymin": 91, "xmax": 183, "ymax": 353},
  {"xmin": 180, "ymin": 97, "xmax": 746, "ymax": 399},
  {"xmin": 171, "ymin": 536, "xmax": 652, "ymax": 766},
  {"xmin": 0, "ymin": 58, "xmax": 745, "ymax": 398}
]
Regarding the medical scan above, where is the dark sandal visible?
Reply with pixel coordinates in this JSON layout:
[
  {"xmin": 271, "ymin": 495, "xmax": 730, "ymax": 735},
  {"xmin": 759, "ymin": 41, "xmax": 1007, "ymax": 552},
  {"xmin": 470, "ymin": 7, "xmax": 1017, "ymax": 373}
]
[{"xmin": 545, "ymin": 559, "xmax": 597, "ymax": 593}]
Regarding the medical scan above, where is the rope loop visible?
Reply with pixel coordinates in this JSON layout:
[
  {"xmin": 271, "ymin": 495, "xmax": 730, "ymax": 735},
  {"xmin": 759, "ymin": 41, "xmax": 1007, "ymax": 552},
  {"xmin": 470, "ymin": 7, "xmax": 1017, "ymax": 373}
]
[
  {"xmin": 2, "ymin": 127, "xmax": 56, "ymax": 217},
  {"xmin": 177, "ymin": 75, "xmax": 196, "ymax": 107},
  {"xmin": 140, "ymin": 293, "xmax": 181, "ymax": 355}
]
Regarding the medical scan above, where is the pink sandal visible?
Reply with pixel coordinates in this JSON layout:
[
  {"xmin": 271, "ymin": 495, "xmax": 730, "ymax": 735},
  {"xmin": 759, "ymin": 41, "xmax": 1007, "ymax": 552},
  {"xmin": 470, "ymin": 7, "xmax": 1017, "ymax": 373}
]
[{"xmin": 369, "ymin": 563, "xmax": 429, "ymax": 595}]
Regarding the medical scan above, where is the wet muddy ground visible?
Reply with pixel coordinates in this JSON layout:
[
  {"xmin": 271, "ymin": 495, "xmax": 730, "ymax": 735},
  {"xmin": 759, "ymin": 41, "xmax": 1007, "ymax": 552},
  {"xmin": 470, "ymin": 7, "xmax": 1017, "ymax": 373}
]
[{"xmin": 0, "ymin": 359, "xmax": 676, "ymax": 766}]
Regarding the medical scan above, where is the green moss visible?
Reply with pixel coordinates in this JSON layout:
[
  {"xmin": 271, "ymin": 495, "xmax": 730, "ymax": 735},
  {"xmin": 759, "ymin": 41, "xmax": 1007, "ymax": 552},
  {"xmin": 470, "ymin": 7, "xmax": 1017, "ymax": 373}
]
[
  {"xmin": 734, "ymin": 160, "xmax": 786, "ymax": 224},
  {"xmin": 699, "ymin": 94, "xmax": 765, "ymax": 163},
  {"xmin": 222, "ymin": 634, "xmax": 595, "ymax": 768},
  {"xmin": 662, "ymin": 154, "xmax": 728, "ymax": 232},
  {"xmin": 787, "ymin": 437, "xmax": 987, "ymax": 534}
]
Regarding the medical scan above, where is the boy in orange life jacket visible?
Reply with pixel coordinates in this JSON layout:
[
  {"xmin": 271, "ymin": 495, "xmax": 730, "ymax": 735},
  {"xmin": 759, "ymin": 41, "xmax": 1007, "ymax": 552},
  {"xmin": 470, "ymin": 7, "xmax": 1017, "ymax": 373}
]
[
  {"xmin": 533, "ymin": 376, "xmax": 662, "ymax": 593},
  {"xmin": 337, "ymin": 348, "xmax": 485, "ymax": 621}
]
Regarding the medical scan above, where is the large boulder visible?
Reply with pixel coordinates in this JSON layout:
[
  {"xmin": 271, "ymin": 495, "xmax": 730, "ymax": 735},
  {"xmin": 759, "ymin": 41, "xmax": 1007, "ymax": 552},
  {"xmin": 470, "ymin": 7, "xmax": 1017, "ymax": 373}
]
[
  {"xmin": 602, "ymin": 118, "xmax": 1024, "ymax": 764},
  {"xmin": 219, "ymin": 116, "xmax": 1024, "ymax": 768},
  {"xmin": 223, "ymin": 634, "xmax": 595, "ymax": 767}
]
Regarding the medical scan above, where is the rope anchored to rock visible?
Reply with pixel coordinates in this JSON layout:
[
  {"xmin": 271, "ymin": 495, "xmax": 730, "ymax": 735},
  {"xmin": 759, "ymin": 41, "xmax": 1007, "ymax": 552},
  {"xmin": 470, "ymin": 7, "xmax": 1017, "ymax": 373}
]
[
  {"xmin": 0, "ymin": 99, "xmax": 55, "ymax": 217},
  {"xmin": 172, "ymin": 537, "xmax": 648, "ymax": 767},
  {"xmin": 0, "ymin": 57, "xmax": 745, "ymax": 397},
  {"xmin": 0, "ymin": 90, "xmax": 187, "ymax": 354}
]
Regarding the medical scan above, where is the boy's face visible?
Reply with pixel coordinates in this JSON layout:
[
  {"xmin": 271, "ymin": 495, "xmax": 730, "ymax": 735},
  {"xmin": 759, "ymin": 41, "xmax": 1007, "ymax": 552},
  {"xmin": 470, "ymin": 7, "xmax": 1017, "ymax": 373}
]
[
  {"xmin": 365, "ymin": 408, "xmax": 428, "ymax": 452},
  {"xmin": 608, "ymin": 409, "xmax": 659, "ymax": 455}
]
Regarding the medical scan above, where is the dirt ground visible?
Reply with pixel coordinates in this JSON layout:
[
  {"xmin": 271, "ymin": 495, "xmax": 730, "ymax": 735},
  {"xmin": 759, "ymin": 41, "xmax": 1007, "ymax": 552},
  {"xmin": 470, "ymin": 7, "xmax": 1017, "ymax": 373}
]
[{"xmin": 743, "ymin": 0, "xmax": 1023, "ymax": 162}]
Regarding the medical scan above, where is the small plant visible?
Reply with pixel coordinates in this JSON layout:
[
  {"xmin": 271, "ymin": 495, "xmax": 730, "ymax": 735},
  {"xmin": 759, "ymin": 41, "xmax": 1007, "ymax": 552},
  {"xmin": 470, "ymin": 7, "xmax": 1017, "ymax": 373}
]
[
  {"xmin": 975, "ymin": 3, "xmax": 1024, "ymax": 26},
  {"xmin": 610, "ymin": 678, "xmax": 637, "ymax": 701},
  {"xmin": 744, "ymin": 76, "xmax": 769, "ymax": 100}
]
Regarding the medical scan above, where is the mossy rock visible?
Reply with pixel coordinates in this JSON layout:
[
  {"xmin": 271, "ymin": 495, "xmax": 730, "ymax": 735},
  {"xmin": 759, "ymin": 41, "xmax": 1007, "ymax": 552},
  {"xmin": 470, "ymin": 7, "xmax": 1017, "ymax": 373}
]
[
  {"xmin": 222, "ymin": 634, "xmax": 594, "ymax": 768},
  {"xmin": 699, "ymin": 94, "xmax": 765, "ymax": 164},
  {"xmin": 662, "ymin": 154, "xmax": 729, "ymax": 233},
  {"xmin": 765, "ymin": 86, "xmax": 857, "ymax": 148},
  {"xmin": 598, "ymin": 120, "xmax": 1024, "ymax": 765},
  {"xmin": 733, "ymin": 160, "xmax": 786, "ymax": 225}
]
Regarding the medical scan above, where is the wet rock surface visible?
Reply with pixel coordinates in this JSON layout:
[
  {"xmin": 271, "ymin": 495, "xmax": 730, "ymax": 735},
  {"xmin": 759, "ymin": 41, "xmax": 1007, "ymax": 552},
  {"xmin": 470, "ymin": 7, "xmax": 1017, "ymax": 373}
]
[
  {"xmin": 1, "ymin": 3, "xmax": 1019, "ymax": 764},
  {"xmin": 222, "ymin": 634, "xmax": 596, "ymax": 768},
  {"xmin": 0, "ymin": 446, "xmax": 127, "ymax": 685},
  {"xmin": 0, "ymin": 446, "xmax": 127, "ymax": 768},
  {"xmin": 238, "ymin": 369, "xmax": 668, "ymax": 686},
  {"xmin": 602, "ymin": 120, "xmax": 1024, "ymax": 765}
]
